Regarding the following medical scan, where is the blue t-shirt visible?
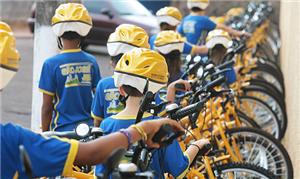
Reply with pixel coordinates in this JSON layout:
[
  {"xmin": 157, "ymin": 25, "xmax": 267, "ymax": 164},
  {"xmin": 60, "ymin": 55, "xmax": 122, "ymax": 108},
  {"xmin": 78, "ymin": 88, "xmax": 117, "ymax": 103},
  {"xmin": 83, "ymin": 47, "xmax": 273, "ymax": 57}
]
[
  {"xmin": 95, "ymin": 114, "xmax": 190, "ymax": 179},
  {"xmin": 224, "ymin": 67, "xmax": 237, "ymax": 84},
  {"xmin": 39, "ymin": 49, "xmax": 101, "ymax": 131},
  {"xmin": 91, "ymin": 76, "xmax": 124, "ymax": 120},
  {"xmin": 0, "ymin": 123, "xmax": 78, "ymax": 179},
  {"xmin": 177, "ymin": 15, "xmax": 217, "ymax": 45},
  {"xmin": 149, "ymin": 34, "xmax": 194, "ymax": 55}
]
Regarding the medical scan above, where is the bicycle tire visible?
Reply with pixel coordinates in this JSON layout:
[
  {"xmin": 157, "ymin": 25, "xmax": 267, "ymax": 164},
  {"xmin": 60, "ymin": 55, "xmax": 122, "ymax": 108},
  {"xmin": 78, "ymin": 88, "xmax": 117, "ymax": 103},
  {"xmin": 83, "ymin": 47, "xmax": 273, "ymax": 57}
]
[
  {"xmin": 247, "ymin": 79, "xmax": 285, "ymax": 100},
  {"xmin": 242, "ymin": 86, "xmax": 287, "ymax": 136},
  {"xmin": 214, "ymin": 162, "xmax": 277, "ymax": 179},
  {"xmin": 236, "ymin": 109, "xmax": 261, "ymax": 129},
  {"xmin": 250, "ymin": 68, "xmax": 284, "ymax": 95},
  {"xmin": 252, "ymin": 60, "xmax": 285, "ymax": 90},
  {"xmin": 238, "ymin": 96, "xmax": 282, "ymax": 139},
  {"xmin": 226, "ymin": 127, "xmax": 293, "ymax": 179}
]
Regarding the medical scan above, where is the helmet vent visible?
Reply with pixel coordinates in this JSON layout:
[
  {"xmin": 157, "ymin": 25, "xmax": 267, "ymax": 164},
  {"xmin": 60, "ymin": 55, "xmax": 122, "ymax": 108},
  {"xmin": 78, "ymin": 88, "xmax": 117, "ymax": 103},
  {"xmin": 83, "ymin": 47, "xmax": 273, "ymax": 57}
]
[
  {"xmin": 144, "ymin": 65, "xmax": 150, "ymax": 68},
  {"xmin": 125, "ymin": 60, "xmax": 129, "ymax": 65}
]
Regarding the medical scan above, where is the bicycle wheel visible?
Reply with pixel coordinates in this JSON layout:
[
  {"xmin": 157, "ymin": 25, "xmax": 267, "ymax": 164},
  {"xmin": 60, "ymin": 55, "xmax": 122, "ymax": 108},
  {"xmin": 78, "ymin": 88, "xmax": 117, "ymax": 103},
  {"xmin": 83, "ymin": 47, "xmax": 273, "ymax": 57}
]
[
  {"xmin": 238, "ymin": 96, "xmax": 282, "ymax": 139},
  {"xmin": 250, "ymin": 68, "xmax": 284, "ymax": 95},
  {"xmin": 256, "ymin": 57, "xmax": 284, "ymax": 86},
  {"xmin": 255, "ymin": 43, "xmax": 278, "ymax": 64},
  {"xmin": 243, "ymin": 87, "xmax": 287, "ymax": 137},
  {"xmin": 214, "ymin": 162, "xmax": 276, "ymax": 179},
  {"xmin": 236, "ymin": 109, "xmax": 260, "ymax": 129},
  {"xmin": 227, "ymin": 127, "xmax": 293, "ymax": 179},
  {"xmin": 247, "ymin": 79, "xmax": 284, "ymax": 100}
]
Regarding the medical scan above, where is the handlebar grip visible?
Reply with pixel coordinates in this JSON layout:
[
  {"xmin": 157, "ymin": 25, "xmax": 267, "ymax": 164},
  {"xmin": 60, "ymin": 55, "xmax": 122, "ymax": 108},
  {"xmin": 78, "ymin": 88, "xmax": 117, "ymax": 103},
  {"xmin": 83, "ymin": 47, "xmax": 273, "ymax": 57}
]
[
  {"xmin": 190, "ymin": 143, "xmax": 212, "ymax": 166},
  {"xmin": 234, "ymin": 43, "xmax": 247, "ymax": 54},
  {"xmin": 171, "ymin": 100, "xmax": 204, "ymax": 120},
  {"xmin": 152, "ymin": 124, "xmax": 184, "ymax": 147},
  {"xmin": 212, "ymin": 68, "xmax": 232, "ymax": 78},
  {"xmin": 217, "ymin": 59, "xmax": 235, "ymax": 70},
  {"xmin": 181, "ymin": 60, "xmax": 203, "ymax": 79},
  {"xmin": 174, "ymin": 83, "xmax": 186, "ymax": 91},
  {"xmin": 198, "ymin": 143, "xmax": 212, "ymax": 156},
  {"xmin": 205, "ymin": 76, "xmax": 226, "ymax": 90},
  {"xmin": 42, "ymin": 131, "xmax": 79, "ymax": 139}
]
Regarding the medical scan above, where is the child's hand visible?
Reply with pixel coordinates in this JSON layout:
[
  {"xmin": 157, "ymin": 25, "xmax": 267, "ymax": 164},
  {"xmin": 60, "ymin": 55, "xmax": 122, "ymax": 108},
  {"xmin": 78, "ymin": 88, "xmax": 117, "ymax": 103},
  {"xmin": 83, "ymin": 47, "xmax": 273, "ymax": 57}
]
[
  {"xmin": 192, "ymin": 139, "xmax": 210, "ymax": 149},
  {"xmin": 136, "ymin": 118, "xmax": 184, "ymax": 148},
  {"xmin": 234, "ymin": 30, "xmax": 251, "ymax": 38},
  {"xmin": 169, "ymin": 79, "xmax": 191, "ymax": 92}
]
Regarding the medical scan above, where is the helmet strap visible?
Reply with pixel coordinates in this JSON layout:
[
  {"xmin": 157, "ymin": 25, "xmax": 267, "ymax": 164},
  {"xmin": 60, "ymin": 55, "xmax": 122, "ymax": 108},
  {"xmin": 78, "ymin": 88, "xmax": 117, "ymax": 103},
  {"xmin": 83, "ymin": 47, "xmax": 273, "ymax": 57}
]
[
  {"xmin": 119, "ymin": 94, "xmax": 129, "ymax": 107},
  {"xmin": 57, "ymin": 37, "xmax": 63, "ymax": 50},
  {"xmin": 142, "ymin": 79, "xmax": 149, "ymax": 95}
]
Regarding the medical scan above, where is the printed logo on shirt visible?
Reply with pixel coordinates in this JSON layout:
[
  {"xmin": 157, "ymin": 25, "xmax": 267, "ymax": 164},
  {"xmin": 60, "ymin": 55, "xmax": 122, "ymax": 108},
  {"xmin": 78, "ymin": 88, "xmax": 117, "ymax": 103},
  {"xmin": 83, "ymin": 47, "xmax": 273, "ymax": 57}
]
[
  {"xmin": 60, "ymin": 62, "xmax": 92, "ymax": 88},
  {"xmin": 104, "ymin": 88, "xmax": 124, "ymax": 114},
  {"xmin": 183, "ymin": 21, "xmax": 196, "ymax": 34}
]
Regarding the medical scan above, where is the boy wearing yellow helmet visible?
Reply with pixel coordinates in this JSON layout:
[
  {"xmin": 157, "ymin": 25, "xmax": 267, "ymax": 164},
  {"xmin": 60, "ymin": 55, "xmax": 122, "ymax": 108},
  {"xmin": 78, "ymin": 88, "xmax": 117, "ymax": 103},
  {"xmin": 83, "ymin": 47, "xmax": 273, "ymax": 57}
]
[
  {"xmin": 38, "ymin": 3, "xmax": 101, "ymax": 132},
  {"xmin": 177, "ymin": 0, "xmax": 249, "ymax": 45},
  {"xmin": 206, "ymin": 29, "xmax": 237, "ymax": 84},
  {"xmin": 95, "ymin": 48, "xmax": 209, "ymax": 178},
  {"xmin": 150, "ymin": 6, "xmax": 208, "ymax": 55},
  {"xmin": 91, "ymin": 24, "xmax": 150, "ymax": 126},
  {"xmin": 0, "ymin": 22, "xmax": 185, "ymax": 179}
]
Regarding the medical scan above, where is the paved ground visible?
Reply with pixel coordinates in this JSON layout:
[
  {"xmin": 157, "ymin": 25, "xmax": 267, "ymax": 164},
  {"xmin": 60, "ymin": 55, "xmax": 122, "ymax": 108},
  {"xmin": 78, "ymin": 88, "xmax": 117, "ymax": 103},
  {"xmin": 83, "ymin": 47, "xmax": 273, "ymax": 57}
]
[{"xmin": 0, "ymin": 36, "xmax": 113, "ymax": 128}]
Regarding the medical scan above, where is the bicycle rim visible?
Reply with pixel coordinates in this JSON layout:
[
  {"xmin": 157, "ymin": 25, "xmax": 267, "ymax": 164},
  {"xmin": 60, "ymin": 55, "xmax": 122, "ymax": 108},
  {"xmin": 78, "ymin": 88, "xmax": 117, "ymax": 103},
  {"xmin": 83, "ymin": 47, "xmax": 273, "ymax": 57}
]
[
  {"xmin": 227, "ymin": 127, "xmax": 293, "ymax": 179},
  {"xmin": 239, "ymin": 96, "xmax": 281, "ymax": 139}
]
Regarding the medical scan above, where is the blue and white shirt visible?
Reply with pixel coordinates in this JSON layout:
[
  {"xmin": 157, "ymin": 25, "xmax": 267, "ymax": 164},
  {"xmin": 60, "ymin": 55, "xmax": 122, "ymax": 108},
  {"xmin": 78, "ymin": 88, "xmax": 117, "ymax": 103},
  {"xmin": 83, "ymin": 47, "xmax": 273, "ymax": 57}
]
[
  {"xmin": 91, "ymin": 76, "xmax": 124, "ymax": 120},
  {"xmin": 177, "ymin": 15, "xmax": 217, "ymax": 45},
  {"xmin": 39, "ymin": 49, "xmax": 101, "ymax": 131}
]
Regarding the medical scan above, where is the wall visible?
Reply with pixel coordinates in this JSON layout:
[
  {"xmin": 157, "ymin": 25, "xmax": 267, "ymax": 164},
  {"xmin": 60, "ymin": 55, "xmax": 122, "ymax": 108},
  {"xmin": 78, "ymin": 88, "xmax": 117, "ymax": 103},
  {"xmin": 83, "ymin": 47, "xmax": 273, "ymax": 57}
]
[{"xmin": 280, "ymin": 0, "xmax": 300, "ymax": 178}]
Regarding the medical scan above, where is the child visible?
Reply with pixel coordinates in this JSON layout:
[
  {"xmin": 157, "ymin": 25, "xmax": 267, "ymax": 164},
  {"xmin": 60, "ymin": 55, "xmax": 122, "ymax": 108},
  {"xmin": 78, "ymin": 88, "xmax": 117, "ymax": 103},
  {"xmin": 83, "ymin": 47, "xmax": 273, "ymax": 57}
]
[
  {"xmin": 39, "ymin": 3, "xmax": 101, "ymax": 132},
  {"xmin": 95, "ymin": 48, "xmax": 209, "ymax": 179},
  {"xmin": 91, "ymin": 24, "xmax": 150, "ymax": 127},
  {"xmin": 154, "ymin": 30, "xmax": 186, "ymax": 84},
  {"xmin": 0, "ymin": 20, "xmax": 185, "ymax": 179},
  {"xmin": 150, "ymin": 6, "xmax": 208, "ymax": 55},
  {"xmin": 206, "ymin": 29, "xmax": 237, "ymax": 84},
  {"xmin": 177, "ymin": 0, "xmax": 248, "ymax": 45}
]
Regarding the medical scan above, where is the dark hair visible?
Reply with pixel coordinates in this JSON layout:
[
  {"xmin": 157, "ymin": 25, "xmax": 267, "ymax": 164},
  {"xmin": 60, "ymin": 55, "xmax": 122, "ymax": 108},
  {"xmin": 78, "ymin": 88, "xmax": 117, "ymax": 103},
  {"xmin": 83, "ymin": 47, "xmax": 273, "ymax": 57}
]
[
  {"xmin": 159, "ymin": 23, "xmax": 176, "ymax": 31},
  {"xmin": 162, "ymin": 50, "xmax": 181, "ymax": 84},
  {"xmin": 61, "ymin": 31, "xmax": 83, "ymax": 40},
  {"xmin": 191, "ymin": 7, "xmax": 204, "ymax": 12},
  {"xmin": 209, "ymin": 44, "xmax": 227, "ymax": 65},
  {"xmin": 57, "ymin": 31, "xmax": 85, "ymax": 49},
  {"xmin": 111, "ymin": 53, "xmax": 124, "ymax": 66},
  {"xmin": 122, "ymin": 85, "xmax": 143, "ymax": 97}
]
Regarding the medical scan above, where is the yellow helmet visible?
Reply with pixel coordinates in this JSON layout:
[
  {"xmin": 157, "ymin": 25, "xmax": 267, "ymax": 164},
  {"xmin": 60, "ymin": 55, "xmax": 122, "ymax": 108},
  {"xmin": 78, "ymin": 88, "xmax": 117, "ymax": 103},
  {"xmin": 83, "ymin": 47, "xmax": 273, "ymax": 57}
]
[
  {"xmin": 210, "ymin": 16, "xmax": 226, "ymax": 24},
  {"xmin": 52, "ymin": 3, "xmax": 92, "ymax": 37},
  {"xmin": 114, "ymin": 48, "xmax": 168, "ymax": 94},
  {"xmin": 187, "ymin": 0, "xmax": 210, "ymax": 10},
  {"xmin": 107, "ymin": 24, "xmax": 150, "ymax": 56},
  {"xmin": 0, "ymin": 21, "xmax": 13, "ymax": 33},
  {"xmin": 0, "ymin": 25, "xmax": 20, "ymax": 90},
  {"xmin": 206, "ymin": 29, "xmax": 232, "ymax": 49},
  {"xmin": 154, "ymin": 30, "xmax": 185, "ymax": 54},
  {"xmin": 225, "ymin": 7, "xmax": 245, "ymax": 20},
  {"xmin": 156, "ymin": 7, "xmax": 182, "ymax": 26}
]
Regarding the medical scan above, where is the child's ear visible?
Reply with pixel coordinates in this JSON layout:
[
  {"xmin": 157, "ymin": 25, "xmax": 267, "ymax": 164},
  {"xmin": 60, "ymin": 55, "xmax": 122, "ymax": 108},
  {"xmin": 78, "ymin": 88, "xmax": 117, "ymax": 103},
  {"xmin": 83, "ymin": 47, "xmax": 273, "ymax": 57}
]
[{"xmin": 119, "ymin": 86, "xmax": 126, "ymax": 96}]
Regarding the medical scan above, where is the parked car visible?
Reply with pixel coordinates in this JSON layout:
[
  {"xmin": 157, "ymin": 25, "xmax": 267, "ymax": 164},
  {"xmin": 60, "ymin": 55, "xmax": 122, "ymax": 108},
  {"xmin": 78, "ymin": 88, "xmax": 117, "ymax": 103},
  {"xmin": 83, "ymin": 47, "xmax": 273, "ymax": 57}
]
[{"xmin": 27, "ymin": 0, "xmax": 159, "ymax": 48}]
